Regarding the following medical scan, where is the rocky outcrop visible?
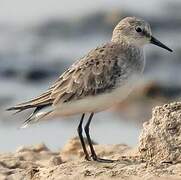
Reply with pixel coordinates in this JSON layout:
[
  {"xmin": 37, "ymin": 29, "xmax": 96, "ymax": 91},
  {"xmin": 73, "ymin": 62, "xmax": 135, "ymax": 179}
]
[{"xmin": 139, "ymin": 102, "xmax": 181, "ymax": 164}]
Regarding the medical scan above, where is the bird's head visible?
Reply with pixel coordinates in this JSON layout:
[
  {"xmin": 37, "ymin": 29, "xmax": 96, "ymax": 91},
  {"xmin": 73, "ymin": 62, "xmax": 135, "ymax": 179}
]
[{"xmin": 112, "ymin": 16, "xmax": 172, "ymax": 52}]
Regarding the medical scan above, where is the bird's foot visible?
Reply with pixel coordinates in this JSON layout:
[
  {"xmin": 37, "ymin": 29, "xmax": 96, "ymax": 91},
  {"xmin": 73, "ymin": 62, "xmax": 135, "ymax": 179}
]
[{"xmin": 91, "ymin": 154, "xmax": 115, "ymax": 163}]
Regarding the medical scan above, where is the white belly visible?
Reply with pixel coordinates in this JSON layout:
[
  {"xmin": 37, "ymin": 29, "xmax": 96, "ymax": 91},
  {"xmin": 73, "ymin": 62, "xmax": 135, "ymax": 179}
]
[{"xmin": 54, "ymin": 76, "xmax": 138, "ymax": 116}]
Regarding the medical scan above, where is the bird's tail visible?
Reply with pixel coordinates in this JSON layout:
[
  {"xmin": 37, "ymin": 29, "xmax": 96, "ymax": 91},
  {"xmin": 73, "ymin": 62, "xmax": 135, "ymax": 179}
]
[
  {"xmin": 21, "ymin": 107, "xmax": 53, "ymax": 128},
  {"xmin": 7, "ymin": 104, "xmax": 53, "ymax": 128}
]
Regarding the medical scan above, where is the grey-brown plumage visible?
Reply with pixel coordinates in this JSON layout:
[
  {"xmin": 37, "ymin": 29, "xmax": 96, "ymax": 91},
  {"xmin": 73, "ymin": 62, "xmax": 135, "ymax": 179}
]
[
  {"xmin": 7, "ymin": 17, "xmax": 172, "ymax": 162},
  {"xmin": 7, "ymin": 16, "xmax": 172, "ymax": 124}
]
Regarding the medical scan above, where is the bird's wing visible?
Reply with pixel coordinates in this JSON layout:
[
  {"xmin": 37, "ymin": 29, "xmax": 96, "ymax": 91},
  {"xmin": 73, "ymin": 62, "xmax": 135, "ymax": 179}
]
[
  {"xmin": 50, "ymin": 43, "xmax": 123, "ymax": 105},
  {"xmin": 8, "ymin": 43, "xmax": 124, "ymax": 110}
]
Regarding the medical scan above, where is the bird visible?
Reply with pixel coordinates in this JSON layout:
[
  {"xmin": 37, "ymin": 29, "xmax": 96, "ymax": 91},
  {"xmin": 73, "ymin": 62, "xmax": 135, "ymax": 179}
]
[{"xmin": 7, "ymin": 17, "xmax": 172, "ymax": 163}]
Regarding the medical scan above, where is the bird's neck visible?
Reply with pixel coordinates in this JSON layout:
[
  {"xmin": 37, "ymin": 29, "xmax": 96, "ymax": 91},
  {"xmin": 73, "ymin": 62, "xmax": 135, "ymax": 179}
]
[
  {"xmin": 111, "ymin": 36, "xmax": 143, "ymax": 49},
  {"xmin": 111, "ymin": 37, "xmax": 142, "ymax": 52},
  {"xmin": 111, "ymin": 38, "xmax": 145, "ymax": 73}
]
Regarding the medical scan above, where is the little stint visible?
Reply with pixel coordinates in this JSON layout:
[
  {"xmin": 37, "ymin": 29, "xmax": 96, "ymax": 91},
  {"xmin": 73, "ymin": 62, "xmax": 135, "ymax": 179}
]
[{"xmin": 7, "ymin": 17, "xmax": 173, "ymax": 163}]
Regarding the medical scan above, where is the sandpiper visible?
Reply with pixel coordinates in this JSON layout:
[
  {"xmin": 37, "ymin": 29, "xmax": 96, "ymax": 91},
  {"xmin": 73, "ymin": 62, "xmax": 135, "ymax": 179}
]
[{"xmin": 7, "ymin": 17, "xmax": 172, "ymax": 163}]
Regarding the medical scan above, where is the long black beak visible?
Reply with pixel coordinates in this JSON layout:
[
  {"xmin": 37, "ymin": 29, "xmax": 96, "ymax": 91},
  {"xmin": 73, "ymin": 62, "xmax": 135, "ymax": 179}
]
[{"xmin": 150, "ymin": 36, "xmax": 173, "ymax": 52}]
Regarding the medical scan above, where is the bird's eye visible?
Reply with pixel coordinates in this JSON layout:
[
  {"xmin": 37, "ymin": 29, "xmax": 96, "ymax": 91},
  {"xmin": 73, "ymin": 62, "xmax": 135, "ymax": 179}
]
[{"xmin": 135, "ymin": 26, "xmax": 143, "ymax": 33}]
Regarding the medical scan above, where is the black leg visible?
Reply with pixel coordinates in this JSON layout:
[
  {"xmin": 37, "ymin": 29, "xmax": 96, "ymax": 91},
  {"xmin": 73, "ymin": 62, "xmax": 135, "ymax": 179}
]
[
  {"xmin": 84, "ymin": 113, "xmax": 115, "ymax": 163},
  {"xmin": 77, "ymin": 113, "xmax": 90, "ymax": 161}
]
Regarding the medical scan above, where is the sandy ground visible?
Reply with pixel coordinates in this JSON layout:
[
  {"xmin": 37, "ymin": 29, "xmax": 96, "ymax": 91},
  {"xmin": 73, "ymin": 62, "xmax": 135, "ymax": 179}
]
[{"xmin": 0, "ymin": 102, "xmax": 181, "ymax": 180}]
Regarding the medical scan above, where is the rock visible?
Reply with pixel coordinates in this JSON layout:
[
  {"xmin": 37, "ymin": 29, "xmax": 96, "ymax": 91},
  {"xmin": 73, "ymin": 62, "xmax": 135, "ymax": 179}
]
[{"xmin": 139, "ymin": 102, "xmax": 181, "ymax": 164}]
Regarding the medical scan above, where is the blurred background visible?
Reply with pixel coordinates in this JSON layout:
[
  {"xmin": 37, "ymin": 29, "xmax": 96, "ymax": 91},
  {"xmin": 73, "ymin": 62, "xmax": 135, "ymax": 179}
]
[{"xmin": 0, "ymin": 0, "xmax": 181, "ymax": 152}]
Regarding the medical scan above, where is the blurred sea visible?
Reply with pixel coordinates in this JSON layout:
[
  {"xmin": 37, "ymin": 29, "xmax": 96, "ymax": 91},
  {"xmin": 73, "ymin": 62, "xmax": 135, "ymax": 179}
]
[{"xmin": 0, "ymin": 0, "xmax": 181, "ymax": 152}]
